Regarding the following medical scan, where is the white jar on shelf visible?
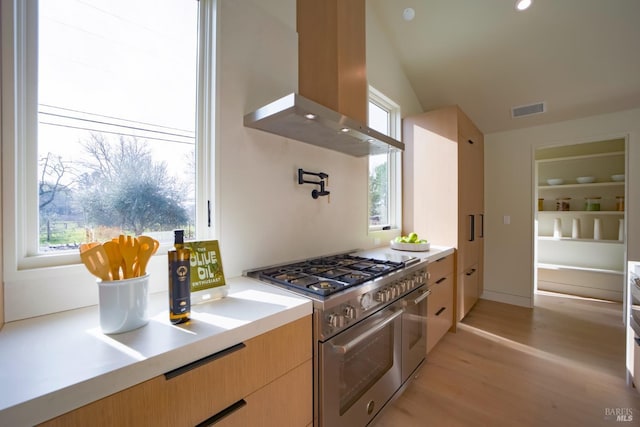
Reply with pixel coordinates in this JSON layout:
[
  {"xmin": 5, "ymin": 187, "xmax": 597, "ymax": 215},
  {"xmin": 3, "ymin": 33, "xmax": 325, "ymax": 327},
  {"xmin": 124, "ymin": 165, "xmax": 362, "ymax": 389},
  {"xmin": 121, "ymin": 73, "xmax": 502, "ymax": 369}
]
[
  {"xmin": 593, "ymin": 218, "xmax": 602, "ymax": 240},
  {"xmin": 553, "ymin": 218, "xmax": 562, "ymax": 239},
  {"xmin": 572, "ymin": 218, "xmax": 580, "ymax": 239}
]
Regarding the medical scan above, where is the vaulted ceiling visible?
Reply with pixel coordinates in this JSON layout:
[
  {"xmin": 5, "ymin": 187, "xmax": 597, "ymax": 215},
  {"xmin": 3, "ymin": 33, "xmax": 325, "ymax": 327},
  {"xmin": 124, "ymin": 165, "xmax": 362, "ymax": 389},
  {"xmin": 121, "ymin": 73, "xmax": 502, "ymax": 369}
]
[{"xmin": 369, "ymin": 0, "xmax": 640, "ymax": 133}]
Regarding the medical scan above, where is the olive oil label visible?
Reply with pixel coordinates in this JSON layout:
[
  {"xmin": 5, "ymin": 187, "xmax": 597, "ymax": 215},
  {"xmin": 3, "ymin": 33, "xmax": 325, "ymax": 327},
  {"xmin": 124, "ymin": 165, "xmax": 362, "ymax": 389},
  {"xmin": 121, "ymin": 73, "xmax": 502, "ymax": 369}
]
[
  {"xmin": 170, "ymin": 259, "xmax": 191, "ymax": 314},
  {"xmin": 185, "ymin": 240, "xmax": 226, "ymax": 292}
]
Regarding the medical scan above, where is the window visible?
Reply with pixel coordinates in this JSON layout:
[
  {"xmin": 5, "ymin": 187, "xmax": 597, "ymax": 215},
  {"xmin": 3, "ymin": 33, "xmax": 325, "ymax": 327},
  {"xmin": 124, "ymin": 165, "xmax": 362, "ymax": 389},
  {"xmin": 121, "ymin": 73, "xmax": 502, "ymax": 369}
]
[
  {"xmin": 368, "ymin": 87, "xmax": 401, "ymax": 231},
  {"xmin": 1, "ymin": 0, "xmax": 216, "ymax": 318}
]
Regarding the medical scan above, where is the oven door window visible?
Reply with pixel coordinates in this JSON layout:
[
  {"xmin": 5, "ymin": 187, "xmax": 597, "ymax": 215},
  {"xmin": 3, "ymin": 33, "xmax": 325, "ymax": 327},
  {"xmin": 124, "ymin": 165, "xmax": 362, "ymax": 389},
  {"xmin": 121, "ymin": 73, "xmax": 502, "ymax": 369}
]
[
  {"xmin": 339, "ymin": 322, "xmax": 393, "ymax": 413},
  {"xmin": 322, "ymin": 306, "xmax": 403, "ymax": 418}
]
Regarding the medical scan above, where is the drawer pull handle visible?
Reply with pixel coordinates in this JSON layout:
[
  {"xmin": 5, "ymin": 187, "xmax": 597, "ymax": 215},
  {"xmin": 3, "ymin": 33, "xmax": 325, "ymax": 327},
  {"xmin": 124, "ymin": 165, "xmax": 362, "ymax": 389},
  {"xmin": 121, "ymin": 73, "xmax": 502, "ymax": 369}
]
[
  {"xmin": 435, "ymin": 277, "xmax": 446, "ymax": 284},
  {"xmin": 435, "ymin": 257, "xmax": 446, "ymax": 263},
  {"xmin": 435, "ymin": 307, "xmax": 447, "ymax": 316},
  {"xmin": 469, "ymin": 215, "xmax": 475, "ymax": 242},
  {"xmin": 164, "ymin": 343, "xmax": 246, "ymax": 380},
  {"xmin": 466, "ymin": 268, "xmax": 476, "ymax": 276},
  {"xmin": 196, "ymin": 399, "xmax": 247, "ymax": 426}
]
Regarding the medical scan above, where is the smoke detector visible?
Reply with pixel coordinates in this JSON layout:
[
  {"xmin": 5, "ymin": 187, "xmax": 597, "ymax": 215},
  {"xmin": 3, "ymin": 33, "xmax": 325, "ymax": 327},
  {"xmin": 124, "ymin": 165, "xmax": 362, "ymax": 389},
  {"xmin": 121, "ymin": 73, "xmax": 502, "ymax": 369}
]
[{"xmin": 511, "ymin": 102, "xmax": 546, "ymax": 118}]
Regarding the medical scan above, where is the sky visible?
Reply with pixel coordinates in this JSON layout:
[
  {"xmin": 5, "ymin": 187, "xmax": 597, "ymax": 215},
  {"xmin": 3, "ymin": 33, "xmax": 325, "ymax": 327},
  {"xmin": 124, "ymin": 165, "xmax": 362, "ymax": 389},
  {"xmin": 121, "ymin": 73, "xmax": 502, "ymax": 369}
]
[{"xmin": 38, "ymin": 0, "xmax": 198, "ymax": 179}]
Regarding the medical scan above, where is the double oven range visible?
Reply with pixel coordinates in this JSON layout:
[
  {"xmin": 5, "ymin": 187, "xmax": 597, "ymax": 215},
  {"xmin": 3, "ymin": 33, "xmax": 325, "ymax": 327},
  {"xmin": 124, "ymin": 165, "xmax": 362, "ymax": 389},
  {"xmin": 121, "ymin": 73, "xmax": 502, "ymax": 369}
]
[{"xmin": 247, "ymin": 250, "xmax": 430, "ymax": 426}]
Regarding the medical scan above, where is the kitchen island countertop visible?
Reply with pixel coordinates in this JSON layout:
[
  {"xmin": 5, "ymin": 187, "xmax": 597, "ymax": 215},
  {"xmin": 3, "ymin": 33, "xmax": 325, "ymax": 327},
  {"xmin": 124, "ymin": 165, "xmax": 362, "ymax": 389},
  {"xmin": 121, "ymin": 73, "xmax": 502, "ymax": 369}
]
[{"xmin": 0, "ymin": 276, "xmax": 312, "ymax": 426}]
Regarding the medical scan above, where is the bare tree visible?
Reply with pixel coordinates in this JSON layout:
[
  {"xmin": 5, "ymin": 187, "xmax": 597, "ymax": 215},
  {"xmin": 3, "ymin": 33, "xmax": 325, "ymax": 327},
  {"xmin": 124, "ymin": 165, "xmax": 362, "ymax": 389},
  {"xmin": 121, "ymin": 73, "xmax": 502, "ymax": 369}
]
[
  {"xmin": 78, "ymin": 133, "xmax": 189, "ymax": 235},
  {"xmin": 39, "ymin": 152, "xmax": 74, "ymax": 209}
]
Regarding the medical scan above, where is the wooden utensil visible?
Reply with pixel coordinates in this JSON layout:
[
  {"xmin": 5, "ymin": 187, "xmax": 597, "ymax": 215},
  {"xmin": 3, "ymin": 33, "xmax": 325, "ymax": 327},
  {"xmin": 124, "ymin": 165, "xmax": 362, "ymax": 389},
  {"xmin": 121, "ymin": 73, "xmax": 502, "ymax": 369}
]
[
  {"xmin": 103, "ymin": 240, "xmax": 123, "ymax": 280},
  {"xmin": 79, "ymin": 242, "xmax": 99, "ymax": 254},
  {"xmin": 119, "ymin": 235, "xmax": 140, "ymax": 279},
  {"xmin": 79, "ymin": 244, "xmax": 112, "ymax": 281},
  {"xmin": 135, "ymin": 236, "xmax": 159, "ymax": 277}
]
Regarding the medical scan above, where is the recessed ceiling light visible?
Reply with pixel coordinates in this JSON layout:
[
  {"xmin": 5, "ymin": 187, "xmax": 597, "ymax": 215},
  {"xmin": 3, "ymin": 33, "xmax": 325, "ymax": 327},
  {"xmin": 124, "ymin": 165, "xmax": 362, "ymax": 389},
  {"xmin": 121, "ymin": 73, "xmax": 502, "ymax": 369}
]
[
  {"xmin": 340, "ymin": 127, "xmax": 350, "ymax": 133},
  {"xmin": 304, "ymin": 113, "xmax": 316, "ymax": 120},
  {"xmin": 515, "ymin": 0, "xmax": 532, "ymax": 11},
  {"xmin": 402, "ymin": 8, "xmax": 415, "ymax": 21}
]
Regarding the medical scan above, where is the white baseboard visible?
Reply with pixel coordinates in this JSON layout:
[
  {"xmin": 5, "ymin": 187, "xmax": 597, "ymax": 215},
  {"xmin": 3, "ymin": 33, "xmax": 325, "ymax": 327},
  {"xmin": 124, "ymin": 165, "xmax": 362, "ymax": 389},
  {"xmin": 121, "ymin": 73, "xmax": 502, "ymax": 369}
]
[{"xmin": 480, "ymin": 290, "xmax": 533, "ymax": 308}]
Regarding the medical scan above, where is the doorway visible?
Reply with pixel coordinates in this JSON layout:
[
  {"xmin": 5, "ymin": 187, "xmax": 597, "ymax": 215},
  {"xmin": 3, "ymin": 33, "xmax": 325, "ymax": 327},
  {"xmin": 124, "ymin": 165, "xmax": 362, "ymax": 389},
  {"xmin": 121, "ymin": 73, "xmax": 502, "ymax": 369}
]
[{"xmin": 533, "ymin": 138, "xmax": 627, "ymax": 302}]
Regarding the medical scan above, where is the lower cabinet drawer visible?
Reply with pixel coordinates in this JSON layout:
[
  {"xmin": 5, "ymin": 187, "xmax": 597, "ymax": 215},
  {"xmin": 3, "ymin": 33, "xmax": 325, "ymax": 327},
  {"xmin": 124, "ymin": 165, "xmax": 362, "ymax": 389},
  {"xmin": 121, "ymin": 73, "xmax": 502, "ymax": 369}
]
[
  {"xmin": 38, "ymin": 376, "xmax": 168, "ymax": 426},
  {"xmin": 165, "ymin": 315, "xmax": 311, "ymax": 426},
  {"xmin": 212, "ymin": 359, "xmax": 312, "ymax": 427},
  {"xmin": 460, "ymin": 264, "xmax": 479, "ymax": 320},
  {"xmin": 428, "ymin": 254, "xmax": 454, "ymax": 285},
  {"xmin": 427, "ymin": 274, "xmax": 453, "ymax": 353},
  {"xmin": 38, "ymin": 316, "xmax": 312, "ymax": 427}
]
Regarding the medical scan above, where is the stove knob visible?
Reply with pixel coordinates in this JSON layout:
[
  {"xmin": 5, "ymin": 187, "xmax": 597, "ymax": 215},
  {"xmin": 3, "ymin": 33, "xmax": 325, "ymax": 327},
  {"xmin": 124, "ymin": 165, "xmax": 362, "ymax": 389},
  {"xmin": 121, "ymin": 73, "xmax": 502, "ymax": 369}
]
[
  {"xmin": 400, "ymin": 281, "xmax": 407, "ymax": 292},
  {"xmin": 390, "ymin": 286, "xmax": 398, "ymax": 299},
  {"xmin": 360, "ymin": 293, "xmax": 374, "ymax": 310},
  {"xmin": 375, "ymin": 290, "xmax": 386, "ymax": 303},
  {"xmin": 344, "ymin": 305, "xmax": 356, "ymax": 319},
  {"xmin": 328, "ymin": 313, "xmax": 345, "ymax": 328}
]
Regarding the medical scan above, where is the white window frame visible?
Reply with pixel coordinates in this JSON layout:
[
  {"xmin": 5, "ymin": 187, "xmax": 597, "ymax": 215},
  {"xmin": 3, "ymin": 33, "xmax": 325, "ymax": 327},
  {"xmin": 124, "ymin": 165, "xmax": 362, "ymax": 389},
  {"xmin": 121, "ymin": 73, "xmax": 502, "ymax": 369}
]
[
  {"xmin": 368, "ymin": 86, "xmax": 402, "ymax": 233},
  {"xmin": 0, "ymin": 0, "xmax": 218, "ymax": 321}
]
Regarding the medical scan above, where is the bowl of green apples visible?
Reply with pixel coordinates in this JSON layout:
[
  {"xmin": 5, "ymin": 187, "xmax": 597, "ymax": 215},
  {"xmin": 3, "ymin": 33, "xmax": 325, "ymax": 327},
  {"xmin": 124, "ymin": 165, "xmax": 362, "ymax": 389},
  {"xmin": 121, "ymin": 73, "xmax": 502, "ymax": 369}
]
[{"xmin": 390, "ymin": 232, "xmax": 430, "ymax": 251}]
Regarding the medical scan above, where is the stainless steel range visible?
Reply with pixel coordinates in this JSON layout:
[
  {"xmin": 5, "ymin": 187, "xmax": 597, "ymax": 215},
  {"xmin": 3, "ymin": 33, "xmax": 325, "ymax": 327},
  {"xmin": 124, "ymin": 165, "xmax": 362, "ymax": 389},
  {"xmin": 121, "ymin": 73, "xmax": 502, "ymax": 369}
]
[{"xmin": 246, "ymin": 250, "xmax": 430, "ymax": 426}]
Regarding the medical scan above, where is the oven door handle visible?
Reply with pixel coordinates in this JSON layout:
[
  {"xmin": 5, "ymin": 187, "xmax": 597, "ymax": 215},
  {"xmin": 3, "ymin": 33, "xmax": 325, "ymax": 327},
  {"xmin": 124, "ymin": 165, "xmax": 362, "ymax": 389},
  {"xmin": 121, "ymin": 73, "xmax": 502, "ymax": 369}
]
[
  {"xmin": 331, "ymin": 309, "xmax": 404, "ymax": 354},
  {"xmin": 412, "ymin": 288, "xmax": 431, "ymax": 305}
]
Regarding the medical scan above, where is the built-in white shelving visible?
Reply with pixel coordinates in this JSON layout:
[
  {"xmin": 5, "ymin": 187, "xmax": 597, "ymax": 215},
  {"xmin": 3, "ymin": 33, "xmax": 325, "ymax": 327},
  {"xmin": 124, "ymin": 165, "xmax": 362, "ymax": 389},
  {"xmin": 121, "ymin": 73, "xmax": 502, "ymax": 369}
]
[{"xmin": 535, "ymin": 140, "xmax": 626, "ymax": 301}]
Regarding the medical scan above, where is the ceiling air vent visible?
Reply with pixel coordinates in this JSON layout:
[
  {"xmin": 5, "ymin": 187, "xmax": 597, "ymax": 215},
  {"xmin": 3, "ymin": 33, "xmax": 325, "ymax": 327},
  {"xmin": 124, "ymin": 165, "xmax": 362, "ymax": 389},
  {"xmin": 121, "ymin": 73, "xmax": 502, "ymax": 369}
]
[{"xmin": 511, "ymin": 102, "xmax": 546, "ymax": 118}]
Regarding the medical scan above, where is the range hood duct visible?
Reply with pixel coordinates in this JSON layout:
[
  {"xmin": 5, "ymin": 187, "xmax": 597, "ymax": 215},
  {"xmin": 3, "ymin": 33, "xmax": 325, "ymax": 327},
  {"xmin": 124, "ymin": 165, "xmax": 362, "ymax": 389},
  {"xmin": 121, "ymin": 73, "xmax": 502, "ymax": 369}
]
[
  {"xmin": 243, "ymin": 93, "xmax": 404, "ymax": 157},
  {"xmin": 243, "ymin": 0, "xmax": 404, "ymax": 157}
]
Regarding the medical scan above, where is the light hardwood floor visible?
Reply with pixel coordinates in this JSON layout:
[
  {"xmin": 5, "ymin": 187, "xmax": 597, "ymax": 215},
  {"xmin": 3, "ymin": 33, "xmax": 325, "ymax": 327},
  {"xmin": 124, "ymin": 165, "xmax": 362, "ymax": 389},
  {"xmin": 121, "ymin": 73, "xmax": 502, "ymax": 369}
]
[{"xmin": 373, "ymin": 292, "xmax": 640, "ymax": 426}]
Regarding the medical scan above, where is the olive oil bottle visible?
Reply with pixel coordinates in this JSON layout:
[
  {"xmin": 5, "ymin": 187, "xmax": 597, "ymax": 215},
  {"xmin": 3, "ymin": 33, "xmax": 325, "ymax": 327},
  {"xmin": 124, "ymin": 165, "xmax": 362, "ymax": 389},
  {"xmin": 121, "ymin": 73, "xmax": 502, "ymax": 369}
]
[{"xmin": 168, "ymin": 229, "xmax": 191, "ymax": 324}]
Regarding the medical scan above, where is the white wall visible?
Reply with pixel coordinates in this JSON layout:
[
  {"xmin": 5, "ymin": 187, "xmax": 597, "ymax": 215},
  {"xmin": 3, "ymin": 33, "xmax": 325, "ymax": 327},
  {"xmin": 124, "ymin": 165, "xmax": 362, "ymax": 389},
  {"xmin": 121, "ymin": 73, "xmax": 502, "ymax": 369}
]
[
  {"xmin": 216, "ymin": 0, "xmax": 421, "ymax": 277},
  {"xmin": 484, "ymin": 107, "xmax": 640, "ymax": 307},
  {"xmin": 366, "ymin": 3, "xmax": 423, "ymax": 118},
  {"xmin": 0, "ymin": 0, "xmax": 423, "ymax": 322}
]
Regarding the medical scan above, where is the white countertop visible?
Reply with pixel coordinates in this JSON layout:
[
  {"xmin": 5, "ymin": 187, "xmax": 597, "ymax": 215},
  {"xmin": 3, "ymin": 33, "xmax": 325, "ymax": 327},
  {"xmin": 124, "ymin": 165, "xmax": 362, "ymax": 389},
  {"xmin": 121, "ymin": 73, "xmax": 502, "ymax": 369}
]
[
  {"xmin": 0, "ymin": 276, "xmax": 312, "ymax": 426},
  {"xmin": 355, "ymin": 244, "xmax": 455, "ymax": 264}
]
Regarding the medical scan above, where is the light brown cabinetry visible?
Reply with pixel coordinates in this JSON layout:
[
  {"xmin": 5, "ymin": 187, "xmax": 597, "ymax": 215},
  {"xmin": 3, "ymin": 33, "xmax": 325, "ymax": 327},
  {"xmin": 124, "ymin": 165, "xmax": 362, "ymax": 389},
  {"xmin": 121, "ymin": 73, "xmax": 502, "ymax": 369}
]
[
  {"xmin": 38, "ymin": 376, "xmax": 168, "ymax": 427},
  {"xmin": 404, "ymin": 106, "xmax": 484, "ymax": 321},
  {"xmin": 426, "ymin": 254, "xmax": 455, "ymax": 353},
  {"xmin": 40, "ymin": 316, "xmax": 312, "ymax": 427}
]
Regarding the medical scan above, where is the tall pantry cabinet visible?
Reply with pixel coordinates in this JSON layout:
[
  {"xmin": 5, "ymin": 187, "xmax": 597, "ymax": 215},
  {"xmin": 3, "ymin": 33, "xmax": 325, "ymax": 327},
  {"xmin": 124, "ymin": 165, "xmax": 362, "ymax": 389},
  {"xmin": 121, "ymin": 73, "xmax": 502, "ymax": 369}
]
[{"xmin": 403, "ymin": 106, "xmax": 484, "ymax": 321}]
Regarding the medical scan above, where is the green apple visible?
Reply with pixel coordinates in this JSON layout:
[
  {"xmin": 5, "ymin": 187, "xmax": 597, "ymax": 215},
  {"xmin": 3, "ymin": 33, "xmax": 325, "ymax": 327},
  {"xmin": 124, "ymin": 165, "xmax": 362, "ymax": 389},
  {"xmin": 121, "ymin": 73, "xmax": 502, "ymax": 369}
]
[{"xmin": 408, "ymin": 232, "xmax": 418, "ymax": 243}]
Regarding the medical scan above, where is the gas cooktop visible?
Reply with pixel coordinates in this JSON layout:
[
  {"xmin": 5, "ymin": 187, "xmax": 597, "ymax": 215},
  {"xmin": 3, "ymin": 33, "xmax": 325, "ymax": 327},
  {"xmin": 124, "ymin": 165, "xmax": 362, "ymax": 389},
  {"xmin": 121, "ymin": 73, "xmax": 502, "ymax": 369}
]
[{"xmin": 249, "ymin": 253, "xmax": 409, "ymax": 297}]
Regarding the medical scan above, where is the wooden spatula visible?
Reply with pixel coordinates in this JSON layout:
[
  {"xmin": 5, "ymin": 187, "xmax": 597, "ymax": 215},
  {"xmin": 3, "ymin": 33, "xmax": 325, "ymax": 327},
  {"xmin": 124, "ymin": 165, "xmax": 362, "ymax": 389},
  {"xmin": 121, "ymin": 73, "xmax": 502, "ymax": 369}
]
[
  {"xmin": 119, "ymin": 235, "xmax": 140, "ymax": 279},
  {"xmin": 103, "ymin": 240, "xmax": 123, "ymax": 280},
  {"xmin": 79, "ymin": 244, "xmax": 111, "ymax": 281},
  {"xmin": 79, "ymin": 242, "xmax": 99, "ymax": 254},
  {"xmin": 135, "ymin": 236, "xmax": 159, "ymax": 277}
]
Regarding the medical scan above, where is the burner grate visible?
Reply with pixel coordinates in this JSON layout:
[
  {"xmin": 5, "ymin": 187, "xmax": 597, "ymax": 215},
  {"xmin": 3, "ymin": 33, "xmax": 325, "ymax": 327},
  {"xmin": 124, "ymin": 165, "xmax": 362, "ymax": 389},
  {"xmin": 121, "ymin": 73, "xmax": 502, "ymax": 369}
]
[{"xmin": 254, "ymin": 253, "xmax": 409, "ymax": 297}]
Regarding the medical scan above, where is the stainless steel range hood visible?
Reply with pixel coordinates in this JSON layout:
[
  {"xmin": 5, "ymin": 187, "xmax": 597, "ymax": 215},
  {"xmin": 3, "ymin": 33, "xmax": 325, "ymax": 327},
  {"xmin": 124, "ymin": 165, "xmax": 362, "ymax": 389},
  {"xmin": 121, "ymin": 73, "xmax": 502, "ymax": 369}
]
[{"xmin": 243, "ymin": 93, "xmax": 404, "ymax": 157}]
